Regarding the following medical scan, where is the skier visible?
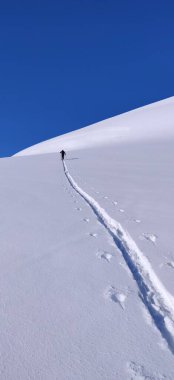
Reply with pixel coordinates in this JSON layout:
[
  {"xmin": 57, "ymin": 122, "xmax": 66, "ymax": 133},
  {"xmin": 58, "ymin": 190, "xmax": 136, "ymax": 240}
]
[{"xmin": 60, "ymin": 150, "xmax": 66, "ymax": 160}]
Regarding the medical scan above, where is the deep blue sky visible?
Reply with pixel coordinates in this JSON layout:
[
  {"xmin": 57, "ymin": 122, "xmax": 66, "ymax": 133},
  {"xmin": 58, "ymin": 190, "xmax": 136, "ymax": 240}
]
[{"xmin": 0, "ymin": 0, "xmax": 174, "ymax": 156}]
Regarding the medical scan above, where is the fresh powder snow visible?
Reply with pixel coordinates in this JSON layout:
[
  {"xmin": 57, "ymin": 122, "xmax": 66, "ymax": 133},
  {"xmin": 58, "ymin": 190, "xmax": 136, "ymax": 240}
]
[{"xmin": 0, "ymin": 97, "xmax": 174, "ymax": 379}]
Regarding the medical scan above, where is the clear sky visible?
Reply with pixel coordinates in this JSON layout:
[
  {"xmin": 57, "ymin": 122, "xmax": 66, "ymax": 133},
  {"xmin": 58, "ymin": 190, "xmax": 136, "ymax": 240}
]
[{"xmin": 0, "ymin": 0, "xmax": 174, "ymax": 156}]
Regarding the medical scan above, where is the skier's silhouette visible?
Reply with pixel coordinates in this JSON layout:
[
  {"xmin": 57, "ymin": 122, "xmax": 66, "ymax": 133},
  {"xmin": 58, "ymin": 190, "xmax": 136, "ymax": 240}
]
[{"xmin": 60, "ymin": 150, "xmax": 66, "ymax": 160}]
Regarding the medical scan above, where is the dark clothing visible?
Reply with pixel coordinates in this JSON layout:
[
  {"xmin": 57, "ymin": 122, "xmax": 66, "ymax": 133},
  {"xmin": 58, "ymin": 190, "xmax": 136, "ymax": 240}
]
[{"xmin": 60, "ymin": 150, "xmax": 66, "ymax": 160}]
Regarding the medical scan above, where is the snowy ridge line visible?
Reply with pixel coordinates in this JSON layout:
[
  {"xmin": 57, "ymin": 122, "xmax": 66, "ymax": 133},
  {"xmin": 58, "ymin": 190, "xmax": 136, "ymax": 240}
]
[{"xmin": 63, "ymin": 161, "xmax": 174, "ymax": 354}]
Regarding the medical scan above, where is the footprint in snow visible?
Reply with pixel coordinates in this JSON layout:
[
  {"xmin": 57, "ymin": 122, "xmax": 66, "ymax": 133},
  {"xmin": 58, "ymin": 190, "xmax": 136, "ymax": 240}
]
[
  {"xmin": 104, "ymin": 286, "xmax": 126, "ymax": 309},
  {"xmin": 113, "ymin": 201, "xmax": 118, "ymax": 206},
  {"xmin": 133, "ymin": 218, "xmax": 141, "ymax": 223},
  {"xmin": 167, "ymin": 261, "xmax": 174, "ymax": 269},
  {"xmin": 119, "ymin": 209, "xmax": 125, "ymax": 213},
  {"xmin": 76, "ymin": 207, "xmax": 82, "ymax": 211},
  {"xmin": 126, "ymin": 361, "xmax": 166, "ymax": 380},
  {"xmin": 103, "ymin": 196, "xmax": 108, "ymax": 199},
  {"xmin": 96, "ymin": 250, "xmax": 113, "ymax": 263},
  {"xmin": 141, "ymin": 233, "xmax": 157, "ymax": 245},
  {"xmin": 83, "ymin": 218, "xmax": 90, "ymax": 223},
  {"xmin": 89, "ymin": 232, "xmax": 98, "ymax": 238}
]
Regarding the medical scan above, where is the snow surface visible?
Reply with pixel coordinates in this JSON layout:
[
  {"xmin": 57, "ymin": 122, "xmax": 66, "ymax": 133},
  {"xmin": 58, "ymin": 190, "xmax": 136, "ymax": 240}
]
[
  {"xmin": 63, "ymin": 160, "xmax": 174, "ymax": 353},
  {"xmin": 15, "ymin": 96, "xmax": 174, "ymax": 155},
  {"xmin": 0, "ymin": 97, "xmax": 174, "ymax": 379}
]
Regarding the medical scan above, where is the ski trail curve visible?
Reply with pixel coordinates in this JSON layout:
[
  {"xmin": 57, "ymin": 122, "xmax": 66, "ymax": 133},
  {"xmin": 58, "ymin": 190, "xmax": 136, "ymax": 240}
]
[{"xmin": 63, "ymin": 161, "xmax": 174, "ymax": 354}]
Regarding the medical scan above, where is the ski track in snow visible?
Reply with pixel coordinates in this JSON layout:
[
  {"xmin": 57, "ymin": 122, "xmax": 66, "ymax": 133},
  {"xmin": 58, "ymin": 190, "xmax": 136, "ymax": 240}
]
[
  {"xmin": 88, "ymin": 184, "xmax": 143, "ymax": 227},
  {"xmin": 63, "ymin": 161, "xmax": 174, "ymax": 355}
]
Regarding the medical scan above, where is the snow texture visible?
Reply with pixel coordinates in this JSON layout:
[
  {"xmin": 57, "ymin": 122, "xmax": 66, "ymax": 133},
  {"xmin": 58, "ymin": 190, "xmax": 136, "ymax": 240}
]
[
  {"xmin": 15, "ymin": 96, "xmax": 174, "ymax": 156},
  {"xmin": 63, "ymin": 160, "xmax": 174, "ymax": 354},
  {"xmin": 0, "ymin": 97, "xmax": 174, "ymax": 378}
]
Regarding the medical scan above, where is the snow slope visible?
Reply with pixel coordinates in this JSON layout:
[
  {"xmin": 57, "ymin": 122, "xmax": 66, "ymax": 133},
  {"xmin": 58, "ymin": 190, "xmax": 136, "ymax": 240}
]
[
  {"xmin": 16, "ymin": 96, "xmax": 174, "ymax": 155},
  {"xmin": 0, "ymin": 97, "xmax": 174, "ymax": 379},
  {"xmin": 63, "ymin": 160, "xmax": 174, "ymax": 354}
]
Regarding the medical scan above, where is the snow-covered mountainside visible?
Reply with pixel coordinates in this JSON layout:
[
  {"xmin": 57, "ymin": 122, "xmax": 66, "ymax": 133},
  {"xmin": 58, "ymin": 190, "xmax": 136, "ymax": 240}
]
[
  {"xmin": 1, "ymin": 97, "xmax": 174, "ymax": 379},
  {"xmin": 16, "ymin": 96, "xmax": 174, "ymax": 155}
]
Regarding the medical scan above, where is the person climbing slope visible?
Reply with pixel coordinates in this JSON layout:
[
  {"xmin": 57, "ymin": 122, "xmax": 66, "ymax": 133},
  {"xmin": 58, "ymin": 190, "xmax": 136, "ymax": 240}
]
[{"xmin": 60, "ymin": 150, "xmax": 66, "ymax": 160}]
